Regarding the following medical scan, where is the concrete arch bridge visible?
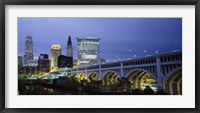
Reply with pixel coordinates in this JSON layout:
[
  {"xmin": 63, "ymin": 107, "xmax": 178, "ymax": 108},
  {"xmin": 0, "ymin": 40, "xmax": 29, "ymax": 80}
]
[{"xmin": 58, "ymin": 50, "xmax": 182, "ymax": 95}]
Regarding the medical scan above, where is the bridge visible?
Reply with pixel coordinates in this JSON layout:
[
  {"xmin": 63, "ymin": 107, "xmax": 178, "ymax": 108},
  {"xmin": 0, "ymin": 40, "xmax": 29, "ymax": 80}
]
[{"xmin": 56, "ymin": 50, "xmax": 182, "ymax": 95}]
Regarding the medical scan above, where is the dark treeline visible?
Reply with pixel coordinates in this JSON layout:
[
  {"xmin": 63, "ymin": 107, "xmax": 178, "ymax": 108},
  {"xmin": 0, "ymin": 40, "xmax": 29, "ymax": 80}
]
[{"xmin": 18, "ymin": 79, "xmax": 167, "ymax": 95}]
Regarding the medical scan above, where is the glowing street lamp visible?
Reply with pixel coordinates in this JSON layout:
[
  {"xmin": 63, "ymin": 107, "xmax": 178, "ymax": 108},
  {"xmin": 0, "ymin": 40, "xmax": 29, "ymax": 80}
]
[
  {"xmin": 155, "ymin": 51, "xmax": 158, "ymax": 54},
  {"xmin": 144, "ymin": 50, "xmax": 147, "ymax": 56}
]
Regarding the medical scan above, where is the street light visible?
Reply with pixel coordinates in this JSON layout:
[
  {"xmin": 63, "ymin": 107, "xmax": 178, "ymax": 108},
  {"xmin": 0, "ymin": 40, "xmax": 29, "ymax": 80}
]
[{"xmin": 144, "ymin": 50, "xmax": 147, "ymax": 56}]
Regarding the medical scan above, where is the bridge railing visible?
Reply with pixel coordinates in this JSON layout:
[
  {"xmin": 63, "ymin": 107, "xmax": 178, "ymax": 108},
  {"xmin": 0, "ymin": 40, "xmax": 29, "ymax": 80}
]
[{"xmin": 62, "ymin": 50, "xmax": 182, "ymax": 71}]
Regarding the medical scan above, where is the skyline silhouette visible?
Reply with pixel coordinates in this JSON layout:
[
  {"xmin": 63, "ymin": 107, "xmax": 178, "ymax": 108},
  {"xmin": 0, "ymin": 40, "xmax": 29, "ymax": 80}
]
[{"xmin": 18, "ymin": 18, "xmax": 182, "ymax": 61}]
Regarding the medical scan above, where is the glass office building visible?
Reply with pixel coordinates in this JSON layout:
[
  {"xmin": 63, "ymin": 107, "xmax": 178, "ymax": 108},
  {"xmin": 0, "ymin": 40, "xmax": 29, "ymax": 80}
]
[
  {"xmin": 77, "ymin": 37, "xmax": 100, "ymax": 67},
  {"xmin": 24, "ymin": 35, "xmax": 33, "ymax": 66}
]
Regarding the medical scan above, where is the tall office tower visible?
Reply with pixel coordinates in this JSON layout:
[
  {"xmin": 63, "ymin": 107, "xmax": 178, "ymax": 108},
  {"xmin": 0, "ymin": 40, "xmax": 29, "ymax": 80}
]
[
  {"xmin": 58, "ymin": 55, "xmax": 73, "ymax": 68},
  {"xmin": 50, "ymin": 44, "xmax": 61, "ymax": 69},
  {"xmin": 38, "ymin": 54, "xmax": 50, "ymax": 73},
  {"xmin": 66, "ymin": 36, "xmax": 73, "ymax": 58},
  {"xmin": 23, "ymin": 34, "xmax": 33, "ymax": 66},
  {"xmin": 18, "ymin": 56, "xmax": 23, "ymax": 67},
  {"xmin": 77, "ymin": 37, "xmax": 100, "ymax": 67}
]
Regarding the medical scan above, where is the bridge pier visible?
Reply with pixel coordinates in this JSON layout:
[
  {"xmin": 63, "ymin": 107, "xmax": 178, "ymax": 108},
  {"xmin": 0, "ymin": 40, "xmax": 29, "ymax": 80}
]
[
  {"xmin": 120, "ymin": 62, "xmax": 124, "ymax": 77},
  {"xmin": 99, "ymin": 65, "xmax": 102, "ymax": 79},
  {"xmin": 85, "ymin": 68, "xmax": 87, "ymax": 77},
  {"xmin": 156, "ymin": 57, "xmax": 163, "ymax": 90}
]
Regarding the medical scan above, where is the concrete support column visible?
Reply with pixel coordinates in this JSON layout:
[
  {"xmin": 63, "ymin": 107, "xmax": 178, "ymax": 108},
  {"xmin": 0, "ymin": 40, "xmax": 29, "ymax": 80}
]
[
  {"xmin": 177, "ymin": 78, "xmax": 182, "ymax": 95},
  {"xmin": 156, "ymin": 57, "xmax": 163, "ymax": 90},
  {"xmin": 165, "ymin": 66, "xmax": 168, "ymax": 75},
  {"xmin": 134, "ymin": 72, "xmax": 144, "ymax": 89},
  {"xmin": 85, "ymin": 68, "xmax": 87, "ymax": 78},
  {"xmin": 120, "ymin": 62, "xmax": 124, "ymax": 77},
  {"xmin": 99, "ymin": 65, "xmax": 102, "ymax": 80},
  {"xmin": 169, "ymin": 82, "xmax": 173, "ymax": 95},
  {"xmin": 167, "ymin": 65, "xmax": 171, "ymax": 74}
]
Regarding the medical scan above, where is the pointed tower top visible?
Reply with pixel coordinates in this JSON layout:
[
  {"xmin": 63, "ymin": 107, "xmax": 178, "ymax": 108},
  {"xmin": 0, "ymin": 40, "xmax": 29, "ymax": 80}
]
[
  {"xmin": 26, "ymin": 32, "xmax": 32, "ymax": 39},
  {"xmin": 67, "ymin": 35, "xmax": 72, "ymax": 46}
]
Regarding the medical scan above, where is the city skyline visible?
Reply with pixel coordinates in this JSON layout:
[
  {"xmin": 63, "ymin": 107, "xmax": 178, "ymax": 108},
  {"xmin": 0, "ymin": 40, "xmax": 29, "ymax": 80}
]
[{"xmin": 18, "ymin": 18, "xmax": 182, "ymax": 61}]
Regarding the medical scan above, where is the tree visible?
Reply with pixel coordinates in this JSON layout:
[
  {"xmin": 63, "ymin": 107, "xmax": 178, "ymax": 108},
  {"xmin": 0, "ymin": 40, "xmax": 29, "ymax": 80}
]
[{"xmin": 143, "ymin": 86, "xmax": 155, "ymax": 95}]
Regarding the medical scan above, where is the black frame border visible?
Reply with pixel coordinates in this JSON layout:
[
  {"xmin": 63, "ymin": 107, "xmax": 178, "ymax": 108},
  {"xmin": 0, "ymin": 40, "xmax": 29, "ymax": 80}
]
[{"xmin": 0, "ymin": 0, "xmax": 200, "ymax": 113}]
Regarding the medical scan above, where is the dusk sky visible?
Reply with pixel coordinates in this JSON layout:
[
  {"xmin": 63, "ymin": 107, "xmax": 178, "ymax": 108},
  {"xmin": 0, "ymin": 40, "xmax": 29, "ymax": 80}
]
[{"xmin": 18, "ymin": 18, "xmax": 182, "ymax": 61}]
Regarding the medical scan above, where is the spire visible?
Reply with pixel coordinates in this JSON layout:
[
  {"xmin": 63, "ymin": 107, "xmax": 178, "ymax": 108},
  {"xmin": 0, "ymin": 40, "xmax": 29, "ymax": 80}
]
[
  {"xmin": 67, "ymin": 35, "xmax": 72, "ymax": 46},
  {"xmin": 66, "ymin": 35, "xmax": 73, "ymax": 57}
]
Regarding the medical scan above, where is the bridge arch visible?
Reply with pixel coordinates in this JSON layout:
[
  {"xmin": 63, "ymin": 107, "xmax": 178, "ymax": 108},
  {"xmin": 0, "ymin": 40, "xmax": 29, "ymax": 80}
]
[
  {"xmin": 76, "ymin": 73, "xmax": 87, "ymax": 82},
  {"xmin": 125, "ymin": 68, "xmax": 157, "ymax": 91},
  {"xmin": 125, "ymin": 68, "xmax": 156, "ymax": 79},
  {"xmin": 87, "ymin": 72, "xmax": 100, "ymax": 83},
  {"xmin": 102, "ymin": 70, "xmax": 121, "ymax": 86},
  {"xmin": 163, "ymin": 67, "xmax": 182, "ymax": 95}
]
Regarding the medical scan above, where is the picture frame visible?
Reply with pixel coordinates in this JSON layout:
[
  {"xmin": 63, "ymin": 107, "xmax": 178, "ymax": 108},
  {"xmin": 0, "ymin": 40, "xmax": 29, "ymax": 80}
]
[{"xmin": 0, "ymin": 0, "xmax": 200, "ymax": 113}]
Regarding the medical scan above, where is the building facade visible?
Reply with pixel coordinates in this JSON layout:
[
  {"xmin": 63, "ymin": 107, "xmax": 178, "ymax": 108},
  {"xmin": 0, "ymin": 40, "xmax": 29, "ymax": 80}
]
[
  {"xmin": 73, "ymin": 59, "xmax": 79, "ymax": 68},
  {"xmin": 66, "ymin": 36, "xmax": 73, "ymax": 58},
  {"xmin": 58, "ymin": 55, "xmax": 67, "ymax": 68},
  {"xmin": 77, "ymin": 37, "xmax": 100, "ymax": 67},
  {"xmin": 27, "ymin": 59, "xmax": 38, "ymax": 66},
  {"xmin": 58, "ymin": 55, "xmax": 73, "ymax": 68},
  {"xmin": 38, "ymin": 54, "xmax": 50, "ymax": 73},
  {"xmin": 24, "ymin": 35, "xmax": 33, "ymax": 66},
  {"xmin": 50, "ymin": 44, "xmax": 61, "ymax": 69},
  {"xmin": 22, "ymin": 66, "xmax": 39, "ymax": 75}
]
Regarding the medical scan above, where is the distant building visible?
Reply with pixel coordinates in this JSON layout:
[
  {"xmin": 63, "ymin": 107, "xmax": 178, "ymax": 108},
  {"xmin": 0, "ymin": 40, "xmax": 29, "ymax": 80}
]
[
  {"xmin": 50, "ymin": 44, "xmax": 61, "ymax": 69},
  {"xmin": 27, "ymin": 59, "xmax": 38, "ymax": 66},
  {"xmin": 18, "ymin": 66, "xmax": 24, "ymax": 75},
  {"xmin": 58, "ymin": 55, "xmax": 67, "ymax": 68},
  {"xmin": 66, "ymin": 57, "xmax": 73, "ymax": 68},
  {"xmin": 66, "ymin": 36, "xmax": 73, "ymax": 58},
  {"xmin": 39, "ymin": 54, "xmax": 48, "ymax": 59},
  {"xmin": 58, "ymin": 55, "xmax": 73, "ymax": 68},
  {"xmin": 38, "ymin": 54, "xmax": 50, "ymax": 73},
  {"xmin": 24, "ymin": 34, "xmax": 33, "ymax": 66},
  {"xmin": 18, "ymin": 56, "xmax": 23, "ymax": 67},
  {"xmin": 73, "ymin": 59, "xmax": 79, "ymax": 68},
  {"xmin": 77, "ymin": 37, "xmax": 100, "ymax": 67},
  {"xmin": 22, "ymin": 66, "xmax": 39, "ymax": 75}
]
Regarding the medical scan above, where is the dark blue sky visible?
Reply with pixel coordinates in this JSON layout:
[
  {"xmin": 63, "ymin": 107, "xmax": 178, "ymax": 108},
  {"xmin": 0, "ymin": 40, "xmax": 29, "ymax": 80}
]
[{"xmin": 18, "ymin": 18, "xmax": 182, "ymax": 61}]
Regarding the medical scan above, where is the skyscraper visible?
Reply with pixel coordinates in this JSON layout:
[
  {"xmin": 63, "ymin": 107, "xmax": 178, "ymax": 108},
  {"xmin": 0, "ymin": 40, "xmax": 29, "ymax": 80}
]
[
  {"xmin": 58, "ymin": 55, "xmax": 73, "ymax": 68},
  {"xmin": 50, "ymin": 44, "xmax": 61, "ymax": 69},
  {"xmin": 77, "ymin": 37, "xmax": 100, "ymax": 67},
  {"xmin": 23, "ymin": 34, "xmax": 33, "ymax": 66},
  {"xmin": 66, "ymin": 36, "xmax": 73, "ymax": 58},
  {"xmin": 38, "ymin": 54, "xmax": 50, "ymax": 73}
]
